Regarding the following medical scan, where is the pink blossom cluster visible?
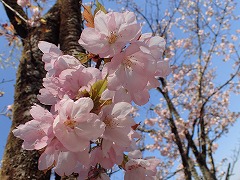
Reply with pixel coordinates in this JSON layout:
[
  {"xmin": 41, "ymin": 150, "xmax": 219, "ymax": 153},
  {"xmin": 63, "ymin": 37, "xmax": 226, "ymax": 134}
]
[
  {"xmin": 12, "ymin": 10, "xmax": 171, "ymax": 179},
  {"xmin": 79, "ymin": 10, "xmax": 172, "ymax": 106}
]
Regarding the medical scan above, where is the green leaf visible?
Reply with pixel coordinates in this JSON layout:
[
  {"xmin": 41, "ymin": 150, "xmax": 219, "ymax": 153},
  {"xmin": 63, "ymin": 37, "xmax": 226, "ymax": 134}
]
[
  {"xmin": 90, "ymin": 78, "xmax": 108, "ymax": 101},
  {"xmin": 94, "ymin": 0, "xmax": 107, "ymax": 15},
  {"xmin": 89, "ymin": 77, "xmax": 110, "ymax": 114},
  {"xmin": 75, "ymin": 89, "xmax": 90, "ymax": 100}
]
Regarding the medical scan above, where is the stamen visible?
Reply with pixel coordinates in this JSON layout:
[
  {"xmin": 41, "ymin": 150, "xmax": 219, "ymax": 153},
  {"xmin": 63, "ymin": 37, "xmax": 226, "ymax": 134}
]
[
  {"xmin": 123, "ymin": 57, "xmax": 133, "ymax": 68},
  {"xmin": 108, "ymin": 31, "xmax": 118, "ymax": 44},
  {"xmin": 64, "ymin": 117, "xmax": 77, "ymax": 129},
  {"xmin": 104, "ymin": 116, "xmax": 118, "ymax": 128}
]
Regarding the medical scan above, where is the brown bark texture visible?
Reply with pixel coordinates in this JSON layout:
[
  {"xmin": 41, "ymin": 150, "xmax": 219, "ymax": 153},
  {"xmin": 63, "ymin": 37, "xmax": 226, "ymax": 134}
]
[
  {"xmin": 58, "ymin": 0, "xmax": 84, "ymax": 179},
  {"xmin": 0, "ymin": 0, "xmax": 84, "ymax": 179},
  {"xmin": 0, "ymin": 1, "xmax": 60, "ymax": 179}
]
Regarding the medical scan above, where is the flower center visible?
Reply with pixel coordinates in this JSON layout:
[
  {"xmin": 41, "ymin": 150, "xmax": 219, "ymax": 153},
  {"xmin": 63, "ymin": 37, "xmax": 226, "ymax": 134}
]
[
  {"xmin": 103, "ymin": 116, "xmax": 118, "ymax": 129},
  {"xmin": 108, "ymin": 31, "xmax": 118, "ymax": 44},
  {"xmin": 64, "ymin": 117, "xmax": 77, "ymax": 129},
  {"xmin": 123, "ymin": 57, "xmax": 133, "ymax": 68}
]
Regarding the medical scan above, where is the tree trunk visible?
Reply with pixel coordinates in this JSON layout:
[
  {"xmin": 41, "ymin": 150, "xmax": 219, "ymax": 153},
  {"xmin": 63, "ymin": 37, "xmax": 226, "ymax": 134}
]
[
  {"xmin": 0, "ymin": 0, "xmax": 84, "ymax": 178},
  {"xmin": 58, "ymin": 0, "xmax": 84, "ymax": 179},
  {"xmin": 0, "ymin": 1, "xmax": 60, "ymax": 179}
]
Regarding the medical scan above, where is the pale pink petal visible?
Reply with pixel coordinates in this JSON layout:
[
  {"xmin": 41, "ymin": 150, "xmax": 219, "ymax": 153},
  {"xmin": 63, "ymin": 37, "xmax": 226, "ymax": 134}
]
[
  {"xmin": 131, "ymin": 89, "xmax": 150, "ymax": 106},
  {"xmin": 53, "ymin": 116, "xmax": 89, "ymax": 152},
  {"xmin": 111, "ymin": 102, "xmax": 132, "ymax": 118},
  {"xmin": 76, "ymin": 149, "xmax": 90, "ymax": 166},
  {"xmin": 38, "ymin": 41, "xmax": 61, "ymax": 54},
  {"xmin": 30, "ymin": 105, "xmax": 52, "ymax": 120},
  {"xmin": 53, "ymin": 55, "xmax": 82, "ymax": 76},
  {"xmin": 119, "ymin": 23, "xmax": 141, "ymax": 42},
  {"xmin": 120, "ymin": 67, "xmax": 148, "ymax": 92},
  {"xmin": 108, "ymin": 12, "xmax": 124, "ymax": 31},
  {"xmin": 98, "ymin": 42, "xmax": 126, "ymax": 58},
  {"xmin": 94, "ymin": 11, "xmax": 109, "ymax": 35},
  {"xmin": 103, "ymin": 127, "xmax": 132, "ymax": 147},
  {"xmin": 107, "ymin": 52, "xmax": 125, "ymax": 71},
  {"xmin": 38, "ymin": 152, "xmax": 55, "ymax": 171},
  {"xmin": 147, "ymin": 77, "xmax": 160, "ymax": 89},
  {"xmin": 101, "ymin": 89, "xmax": 115, "ymax": 101},
  {"xmin": 79, "ymin": 28, "xmax": 108, "ymax": 54},
  {"xmin": 128, "ymin": 150, "xmax": 142, "ymax": 159},
  {"xmin": 90, "ymin": 147, "xmax": 115, "ymax": 169},
  {"xmin": 124, "ymin": 168, "xmax": 146, "ymax": 180},
  {"xmin": 12, "ymin": 119, "xmax": 52, "ymax": 150},
  {"xmin": 42, "ymin": 53, "xmax": 53, "ymax": 65},
  {"xmin": 38, "ymin": 144, "xmax": 56, "ymax": 171},
  {"xmin": 71, "ymin": 97, "xmax": 94, "ymax": 117},
  {"xmin": 107, "ymin": 72, "xmax": 122, "ymax": 91},
  {"xmin": 155, "ymin": 60, "xmax": 172, "ymax": 77},
  {"xmin": 140, "ymin": 33, "xmax": 152, "ymax": 40},
  {"xmin": 74, "ymin": 114, "xmax": 105, "ymax": 140},
  {"xmin": 123, "ymin": 11, "xmax": 137, "ymax": 24},
  {"xmin": 55, "ymin": 151, "xmax": 77, "ymax": 176},
  {"xmin": 113, "ymin": 87, "xmax": 132, "ymax": 103}
]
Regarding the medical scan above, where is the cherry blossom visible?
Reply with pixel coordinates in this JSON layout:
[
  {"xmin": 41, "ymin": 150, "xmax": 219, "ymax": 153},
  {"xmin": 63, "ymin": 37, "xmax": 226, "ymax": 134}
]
[
  {"xmin": 139, "ymin": 33, "xmax": 165, "ymax": 60},
  {"xmin": 106, "ymin": 42, "xmax": 157, "ymax": 93},
  {"xmin": 53, "ymin": 97, "xmax": 105, "ymax": 152},
  {"xmin": 101, "ymin": 86, "xmax": 150, "ymax": 106},
  {"xmin": 12, "ymin": 105, "xmax": 54, "ymax": 150},
  {"xmin": 37, "ymin": 77, "xmax": 61, "ymax": 106},
  {"xmin": 38, "ymin": 138, "xmax": 90, "ymax": 176},
  {"xmin": 155, "ymin": 59, "xmax": 172, "ymax": 78},
  {"xmin": 139, "ymin": 33, "xmax": 172, "ymax": 77},
  {"xmin": 76, "ymin": 165, "xmax": 110, "ymax": 180},
  {"xmin": 79, "ymin": 10, "xmax": 141, "ymax": 58},
  {"xmin": 11, "ymin": 5, "xmax": 171, "ymax": 179},
  {"xmin": 58, "ymin": 67, "xmax": 102, "ymax": 99},
  {"xmin": 90, "ymin": 144, "xmax": 123, "ymax": 169},
  {"xmin": 124, "ymin": 150, "xmax": 160, "ymax": 180},
  {"xmin": 100, "ymin": 102, "xmax": 136, "ymax": 147},
  {"xmin": 38, "ymin": 41, "xmax": 81, "ymax": 77}
]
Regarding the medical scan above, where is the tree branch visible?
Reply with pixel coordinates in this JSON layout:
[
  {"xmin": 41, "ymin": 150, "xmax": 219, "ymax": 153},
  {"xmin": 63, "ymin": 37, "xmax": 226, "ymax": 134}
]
[
  {"xmin": 157, "ymin": 78, "xmax": 192, "ymax": 180},
  {"xmin": 1, "ymin": 0, "xmax": 28, "ymax": 39}
]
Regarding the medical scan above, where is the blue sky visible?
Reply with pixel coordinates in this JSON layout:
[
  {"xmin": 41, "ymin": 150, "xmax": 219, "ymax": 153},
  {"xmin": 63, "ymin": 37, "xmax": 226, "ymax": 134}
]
[
  {"xmin": 0, "ymin": 1, "xmax": 240, "ymax": 179},
  {"xmin": 0, "ymin": 68, "xmax": 15, "ymax": 166}
]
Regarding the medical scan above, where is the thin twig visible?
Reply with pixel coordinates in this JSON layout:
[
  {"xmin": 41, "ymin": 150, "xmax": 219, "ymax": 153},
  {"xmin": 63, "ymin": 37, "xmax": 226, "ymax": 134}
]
[
  {"xmin": 0, "ymin": 79, "xmax": 14, "ymax": 84},
  {"xmin": 0, "ymin": 0, "xmax": 28, "ymax": 23}
]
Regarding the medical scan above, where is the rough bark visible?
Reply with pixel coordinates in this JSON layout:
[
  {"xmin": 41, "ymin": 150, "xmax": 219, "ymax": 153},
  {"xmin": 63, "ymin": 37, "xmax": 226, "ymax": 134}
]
[
  {"xmin": 1, "ymin": 0, "xmax": 85, "ymax": 178},
  {"xmin": 59, "ymin": 0, "xmax": 84, "ymax": 55},
  {"xmin": 58, "ymin": 0, "xmax": 84, "ymax": 179},
  {"xmin": 0, "ymin": 2, "xmax": 60, "ymax": 179}
]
